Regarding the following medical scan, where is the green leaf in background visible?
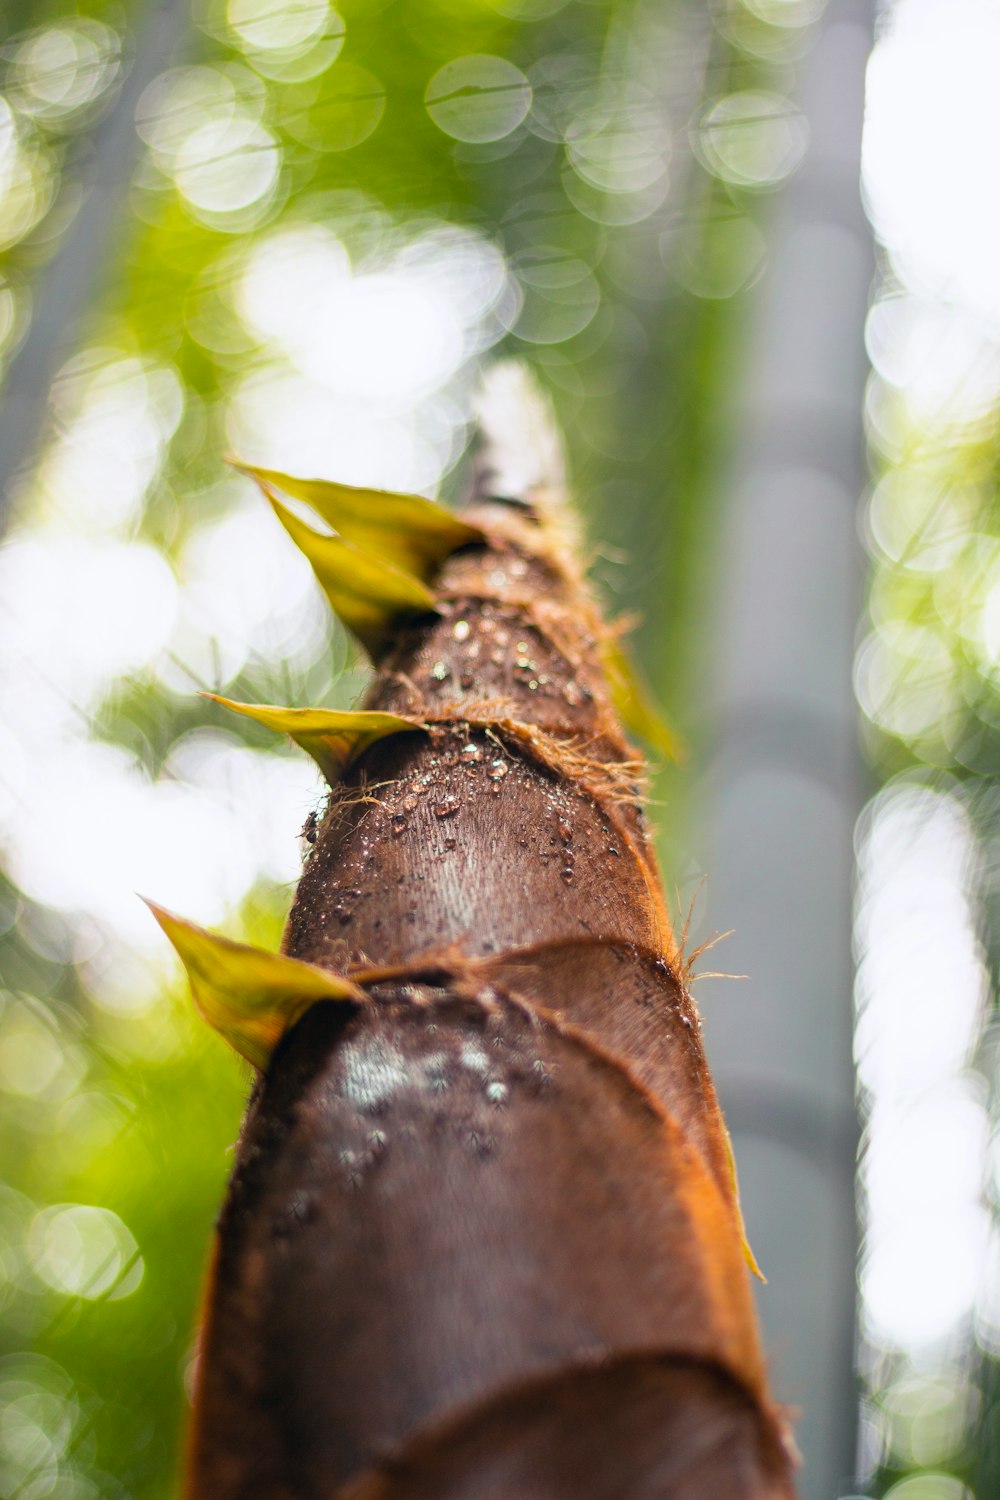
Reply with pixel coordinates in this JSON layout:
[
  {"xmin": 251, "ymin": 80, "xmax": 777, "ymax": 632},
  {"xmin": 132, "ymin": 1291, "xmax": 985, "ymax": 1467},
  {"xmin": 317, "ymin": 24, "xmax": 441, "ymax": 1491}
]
[{"xmin": 600, "ymin": 635, "xmax": 685, "ymax": 764}]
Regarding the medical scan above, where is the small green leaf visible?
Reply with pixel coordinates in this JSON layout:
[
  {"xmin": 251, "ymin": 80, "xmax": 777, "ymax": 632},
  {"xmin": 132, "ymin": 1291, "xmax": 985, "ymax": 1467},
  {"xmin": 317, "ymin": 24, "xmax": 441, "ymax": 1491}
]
[
  {"xmin": 269, "ymin": 494, "xmax": 437, "ymax": 656},
  {"xmin": 205, "ymin": 697, "xmax": 423, "ymax": 782},
  {"xmin": 144, "ymin": 901, "xmax": 364, "ymax": 1069},
  {"xmin": 601, "ymin": 637, "xmax": 685, "ymax": 763},
  {"xmin": 233, "ymin": 461, "xmax": 483, "ymax": 580}
]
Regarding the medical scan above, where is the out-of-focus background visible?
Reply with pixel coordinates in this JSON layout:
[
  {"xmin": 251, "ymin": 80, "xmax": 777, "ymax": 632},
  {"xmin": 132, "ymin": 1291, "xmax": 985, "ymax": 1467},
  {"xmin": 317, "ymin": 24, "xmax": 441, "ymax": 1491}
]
[{"xmin": 0, "ymin": 0, "xmax": 996, "ymax": 1496}]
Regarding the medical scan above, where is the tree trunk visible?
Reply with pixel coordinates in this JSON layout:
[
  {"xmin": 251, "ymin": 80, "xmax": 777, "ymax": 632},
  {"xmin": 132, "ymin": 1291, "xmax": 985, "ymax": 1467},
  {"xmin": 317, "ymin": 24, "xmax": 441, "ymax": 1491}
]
[{"xmin": 165, "ymin": 374, "xmax": 796, "ymax": 1498}]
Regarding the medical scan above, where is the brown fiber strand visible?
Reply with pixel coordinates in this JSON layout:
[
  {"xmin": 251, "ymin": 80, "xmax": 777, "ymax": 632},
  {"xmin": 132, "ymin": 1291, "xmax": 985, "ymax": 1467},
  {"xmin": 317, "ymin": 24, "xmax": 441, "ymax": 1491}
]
[{"xmin": 184, "ymin": 485, "xmax": 797, "ymax": 1497}]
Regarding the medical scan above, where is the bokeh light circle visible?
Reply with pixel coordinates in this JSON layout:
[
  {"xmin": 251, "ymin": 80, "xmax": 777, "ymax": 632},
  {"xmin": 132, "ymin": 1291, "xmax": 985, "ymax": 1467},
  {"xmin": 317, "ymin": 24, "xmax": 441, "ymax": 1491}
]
[
  {"xmin": 8, "ymin": 20, "xmax": 121, "ymax": 127},
  {"xmin": 285, "ymin": 65, "xmax": 386, "ymax": 152},
  {"xmin": 28, "ymin": 1204, "xmax": 143, "ymax": 1301},
  {"xmin": 173, "ymin": 115, "xmax": 281, "ymax": 218},
  {"xmin": 695, "ymin": 90, "xmax": 808, "ymax": 191},
  {"xmin": 425, "ymin": 55, "xmax": 532, "ymax": 143},
  {"xmin": 227, "ymin": 0, "xmax": 340, "ymax": 55},
  {"xmin": 512, "ymin": 247, "xmax": 600, "ymax": 344}
]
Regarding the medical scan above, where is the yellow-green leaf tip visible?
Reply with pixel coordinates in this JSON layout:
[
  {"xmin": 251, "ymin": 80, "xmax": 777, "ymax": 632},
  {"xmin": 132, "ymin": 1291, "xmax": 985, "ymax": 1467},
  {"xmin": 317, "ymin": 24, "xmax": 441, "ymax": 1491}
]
[
  {"xmin": 268, "ymin": 493, "xmax": 438, "ymax": 657},
  {"xmin": 233, "ymin": 460, "xmax": 483, "ymax": 579},
  {"xmin": 204, "ymin": 696, "xmax": 424, "ymax": 782},
  {"xmin": 144, "ymin": 899, "xmax": 365, "ymax": 1069}
]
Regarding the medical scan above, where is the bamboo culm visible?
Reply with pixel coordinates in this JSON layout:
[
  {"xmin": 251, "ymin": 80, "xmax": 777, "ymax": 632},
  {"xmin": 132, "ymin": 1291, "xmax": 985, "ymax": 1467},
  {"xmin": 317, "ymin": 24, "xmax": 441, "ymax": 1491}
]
[{"xmin": 154, "ymin": 376, "xmax": 797, "ymax": 1499}]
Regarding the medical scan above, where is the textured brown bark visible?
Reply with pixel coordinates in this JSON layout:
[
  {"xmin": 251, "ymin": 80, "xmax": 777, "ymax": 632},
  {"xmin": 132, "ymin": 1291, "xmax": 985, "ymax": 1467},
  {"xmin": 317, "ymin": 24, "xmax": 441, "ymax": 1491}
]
[{"xmin": 184, "ymin": 480, "xmax": 797, "ymax": 1497}]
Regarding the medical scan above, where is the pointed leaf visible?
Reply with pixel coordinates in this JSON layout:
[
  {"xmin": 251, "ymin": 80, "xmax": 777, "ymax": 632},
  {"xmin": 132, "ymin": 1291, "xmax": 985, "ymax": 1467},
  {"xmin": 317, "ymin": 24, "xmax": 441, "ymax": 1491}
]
[
  {"xmin": 601, "ymin": 637, "xmax": 685, "ymax": 764},
  {"xmin": 235, "ymin": 462, "xmax": 483, "ymax": 580},
  {"xmin": 270, "ymin": 495, "xmax": 437, "ymax": 656},
  {"xmin": 145, "ymin": 901, "xmax": 364, "ymax": 1069},
  {"xmin": 205, "ymin": 697, "xmax": 424, "ymax": 782},
  {"xmin": 722, "ymin": 1124, "xmax": 766, "ymax": 1282}
]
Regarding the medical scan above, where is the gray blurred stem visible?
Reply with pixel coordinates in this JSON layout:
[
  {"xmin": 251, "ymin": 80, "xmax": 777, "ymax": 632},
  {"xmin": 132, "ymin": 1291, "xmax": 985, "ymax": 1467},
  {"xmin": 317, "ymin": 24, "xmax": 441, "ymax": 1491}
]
[
  {"xmin": 700, "ymin": 4, "xmax": 873, "ymax": 1495},
  {"xmin": 0, "ymin": 0, "xmax": 188, "ymax": 530}
]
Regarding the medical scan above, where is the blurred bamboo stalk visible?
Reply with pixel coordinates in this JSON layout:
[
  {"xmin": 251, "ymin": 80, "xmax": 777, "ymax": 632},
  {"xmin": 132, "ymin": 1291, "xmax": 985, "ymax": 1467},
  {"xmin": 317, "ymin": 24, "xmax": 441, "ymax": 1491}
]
[
  {"xmin": 699, "ymin": 3, "xmax": 874, "ymax": 1495},
  {"xmin": 0, "ymin": 0, "xmax": 189, "ymax": 527}
]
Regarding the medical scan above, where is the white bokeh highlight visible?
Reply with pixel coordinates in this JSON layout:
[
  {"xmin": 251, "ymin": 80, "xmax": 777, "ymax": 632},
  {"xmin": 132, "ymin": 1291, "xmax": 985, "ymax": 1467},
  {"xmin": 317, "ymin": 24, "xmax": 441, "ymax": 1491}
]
[{"xmin": 855, "ymin": 785, "xmax": 990, "ymax": 1353}]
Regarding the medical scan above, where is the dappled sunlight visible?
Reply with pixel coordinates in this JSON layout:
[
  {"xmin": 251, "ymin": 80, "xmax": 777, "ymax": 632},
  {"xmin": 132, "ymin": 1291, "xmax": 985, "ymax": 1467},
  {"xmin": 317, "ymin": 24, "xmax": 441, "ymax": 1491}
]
[
  {"xmin": 856, "ymin": 0, "xmax": 1000, "ymax": 1482},
  {"xmin": 864, "ymin": 0, "xmax": 1000, "ymax": 331},
  {"xmin": 0, "ymin": 97, "xmax": 56, "ymax": 253},
  {"xmin": 235, "ymin": 222, "xmax": 509, "ymax": 401},
  {"xmin": 164, "ymin": 498, "xmax": 329, "ymax": 685},
  {"xmin": 854, "ymin": 784, "xmax": 993, "ymax": 1475},
  {"xmin": 227, "ymin": 0, "xmax": 342, "ymax": 61},
  {"xmin": 0, "ymin": 532, "xmax": 178, "ymax": 707},
  {"xmin": 41, "ymin": 352, "xmax": 185, "ymax": 534},
  {"xmin": 137, "ymin": 64, "xmax": 282, "ymax": 230},
  {"xmin": 5, "ymin": 18, "xmax": 120, "ymax": 128}
]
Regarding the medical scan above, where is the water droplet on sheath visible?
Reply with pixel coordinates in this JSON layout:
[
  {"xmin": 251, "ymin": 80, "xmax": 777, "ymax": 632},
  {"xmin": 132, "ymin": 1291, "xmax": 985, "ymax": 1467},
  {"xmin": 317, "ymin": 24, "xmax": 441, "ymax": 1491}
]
[
  {"xmin": 461, "ymin": 1042, "xmax": 489, "ymax": 1074},
  {"xmin": 430, "ymin": 661, "xmax": 450, "ymax": 682},
  {"xmin": 286, "ymin": 1191, "xmax": 315, "ymax": 1225},
  {"xmin": 453, "ymin": 619, "xmax": 471, "ymax": 642},
  {"xmin": 341, "ymin": 1038, "xmax": 408, "ymax": 1113},
  {"xmin": 433, "ymin": 800, "xmax": 460, "ymax": 819}
]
